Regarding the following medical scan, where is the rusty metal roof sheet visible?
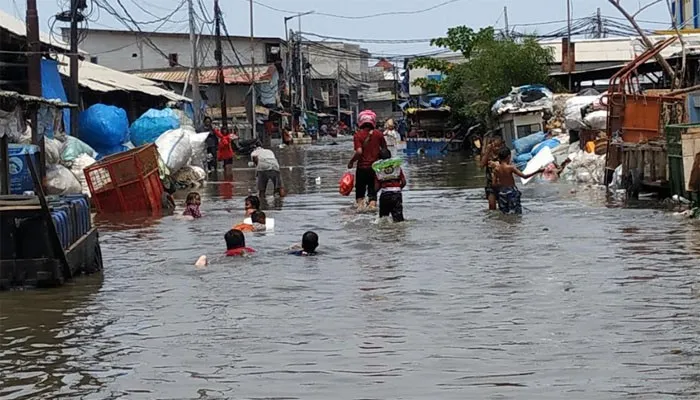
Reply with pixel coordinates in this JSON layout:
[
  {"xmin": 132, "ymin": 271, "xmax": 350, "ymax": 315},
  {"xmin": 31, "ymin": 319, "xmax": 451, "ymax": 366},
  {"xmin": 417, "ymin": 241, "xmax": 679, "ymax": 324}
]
[
  {"xmin": 55, "ymin": 54, "xmax": 190, "ymax": 102},
  {"xmin": 134, "ymin": 65, "xmax": 274, "ymax": 85}
]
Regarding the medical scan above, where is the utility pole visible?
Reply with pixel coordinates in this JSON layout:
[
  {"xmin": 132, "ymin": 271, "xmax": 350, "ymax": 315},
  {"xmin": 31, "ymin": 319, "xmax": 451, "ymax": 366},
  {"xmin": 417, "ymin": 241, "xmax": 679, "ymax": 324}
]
[
  {"xmin": 249, "ymin": 0, "xmax": 257, "ymax": 140},
  {"xmin": 298, "ymin": 19, "xmax": 305, "ymax": 117},
  {"xmin": 337, "ymin": 61, "xmax": 341, "ymax": 122},
  {"xmin": 26, "ymin": 0, "xmax": 44, "ymax": 183},
  {"xmin": 69, "ymin": 0, "xmax": 80, "ymax": 140},
  {"xmin": 503, "ymin": 6, "xmax": 510, "ymax": 39},
  {"xmin": 187, "ymin": 0, "xmax": 201, "ymax": 128},
  {"xmin": 566, "ymin": 0, "xmax": 572, "ymax": 91},
  {"xmin": 284, "ymin": 17, "xmax": 291, "ymax": 122},
  {"xmin": 596, "ymin": 7, "xmax": 604, "ymax": 38},
  {"xmin": 214, "ymin": 0, "xmax": 227, "ymax": 133}
]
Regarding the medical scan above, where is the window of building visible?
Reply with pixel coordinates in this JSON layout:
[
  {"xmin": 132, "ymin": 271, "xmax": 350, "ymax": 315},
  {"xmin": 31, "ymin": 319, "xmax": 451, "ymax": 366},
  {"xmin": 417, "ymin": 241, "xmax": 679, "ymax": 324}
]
[
  {"xmin": 168, "ymin": 53, "xmax": 179, "ymax": 67},
  {"xmin": 90, "ymin": 56, "xmax": 98, "ymax": 64},
  {"xmin": 516, "ymin": 123, "xmax": 542, "ymax": 139}
]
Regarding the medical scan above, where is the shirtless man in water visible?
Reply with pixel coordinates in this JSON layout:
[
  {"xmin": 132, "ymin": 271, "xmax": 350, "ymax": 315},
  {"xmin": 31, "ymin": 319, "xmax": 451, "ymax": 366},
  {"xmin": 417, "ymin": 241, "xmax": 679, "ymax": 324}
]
[{"xmin": 490, "ymin": 147, "xmax": 544, "ymax": 215}]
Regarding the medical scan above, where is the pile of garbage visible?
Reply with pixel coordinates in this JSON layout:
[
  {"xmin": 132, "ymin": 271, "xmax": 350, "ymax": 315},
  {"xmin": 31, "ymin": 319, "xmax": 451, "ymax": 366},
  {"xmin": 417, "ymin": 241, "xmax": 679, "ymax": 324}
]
[
  {"xmin": 511, "ymin": 131, "xmax": 565, "ymax": 170},
  {"xmin": 491, "ymin": 85, "xmax": 554, "ymax": 116},
  {"xmin": 5, "ymin": 103, "xmax": 211, "ymax": 197},
  {"xmin": 564, "ymin": 89, "xmax": 608, "ymax": 132},
  {"xmin": 507, "ymin": 129, "xmax": 608, "ymax": 185}
]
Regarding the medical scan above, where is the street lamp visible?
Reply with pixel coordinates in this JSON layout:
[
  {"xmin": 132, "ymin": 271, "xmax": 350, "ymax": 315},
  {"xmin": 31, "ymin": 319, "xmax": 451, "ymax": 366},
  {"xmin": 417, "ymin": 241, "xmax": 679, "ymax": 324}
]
[{"xmin": 284, "ymin": 11, "xmax": 314, "ymax": 127}]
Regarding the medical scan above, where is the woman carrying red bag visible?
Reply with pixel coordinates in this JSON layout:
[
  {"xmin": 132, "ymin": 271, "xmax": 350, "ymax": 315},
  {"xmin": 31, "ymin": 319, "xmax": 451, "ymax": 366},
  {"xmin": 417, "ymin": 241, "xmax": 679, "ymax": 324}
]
[{"xmin": 347, "ymin": 110, "xmax": 387, "ymax": 209}]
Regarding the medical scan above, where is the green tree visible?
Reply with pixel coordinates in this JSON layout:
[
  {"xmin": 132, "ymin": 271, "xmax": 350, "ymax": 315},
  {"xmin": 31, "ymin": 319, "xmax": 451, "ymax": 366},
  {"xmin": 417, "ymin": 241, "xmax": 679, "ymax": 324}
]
[{"xmin": 410, "ymin": 27, "xmax": 554, "ymax": 126}]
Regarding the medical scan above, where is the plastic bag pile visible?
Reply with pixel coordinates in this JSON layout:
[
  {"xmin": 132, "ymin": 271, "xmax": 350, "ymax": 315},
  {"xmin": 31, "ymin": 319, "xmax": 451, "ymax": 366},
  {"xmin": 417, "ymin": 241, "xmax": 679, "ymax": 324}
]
[
  {"xmin": 559, "ymin": 147, "xmax": 607, "ymax": 185},
  {"xmin": 564, "ymin": 89, "xmax": 608, "ymax": 131},
  {"xmin": 492, "ymin": 85, "xmax": 554, "ymax": 116},
  {"xmin": 511, "ymin": 131, "xmax": 562, "ymax": 170}
]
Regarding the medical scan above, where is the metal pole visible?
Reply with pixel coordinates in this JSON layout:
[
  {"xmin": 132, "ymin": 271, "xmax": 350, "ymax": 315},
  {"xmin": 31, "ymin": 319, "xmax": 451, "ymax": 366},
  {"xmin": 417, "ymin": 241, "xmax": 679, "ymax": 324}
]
[
  {"xmin": 69, "ymin": 0, "xmax": 79, "ymax": 140},
  {"xmin": 27, "ymin": 0, "xmax": 45, "ymax": 184},
  {"xmin": 298, "ymin": 16, "xmax": 304, "ymax": 115},
  {"xmin": 285, "ymin": 17, "xmax": 291, "ymax": 123},
  {"xmin": 249, "ymin": 0, "xmax": 257, "ymax": 140},
  {"xmin": 596, "ymin": 7, "xmax": 603, "ymax": 38},
  {"xmin": 214, "ymin": 0, "xmax": 227, "ymax": 132},
  {"xmin": 566, "ymin": 0, "xmax": 572, "ymax": 91},
  {"xmin": 337, "ymin": 61, "xmax": 341, "ymax": 121},
  {"xmin": 187, "ymin": 0, "xmax": 202, "ymax": 127},
  {"xmin": 503, "ymin": 6, "xmax": 509, "ymax": 38}
]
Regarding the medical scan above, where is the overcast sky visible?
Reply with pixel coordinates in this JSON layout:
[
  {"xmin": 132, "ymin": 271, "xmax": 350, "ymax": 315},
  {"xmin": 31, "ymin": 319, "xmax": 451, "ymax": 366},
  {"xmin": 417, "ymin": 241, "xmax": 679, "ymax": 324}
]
[{"xmin": 3, "ymin": 0, "xmax": 670, "ymax": 58}]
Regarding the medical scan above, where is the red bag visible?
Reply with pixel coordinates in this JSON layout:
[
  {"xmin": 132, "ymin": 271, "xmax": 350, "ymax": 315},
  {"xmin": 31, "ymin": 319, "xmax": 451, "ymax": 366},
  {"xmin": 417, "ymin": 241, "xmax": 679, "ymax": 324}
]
[{"xmin": 339, "ymin": 172, "xmax": 354, "ymax": 196}]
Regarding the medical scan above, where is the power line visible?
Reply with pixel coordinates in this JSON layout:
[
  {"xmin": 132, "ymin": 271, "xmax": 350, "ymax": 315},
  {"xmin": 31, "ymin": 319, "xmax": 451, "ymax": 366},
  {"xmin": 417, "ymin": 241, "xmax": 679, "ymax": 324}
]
[
  {"xmin": 247, "ymin": 0, "xmax": 464, "ymax": 19},
  {"xmin": 301, "ymin": 32, "xmax": 432, "ymax": 44}
]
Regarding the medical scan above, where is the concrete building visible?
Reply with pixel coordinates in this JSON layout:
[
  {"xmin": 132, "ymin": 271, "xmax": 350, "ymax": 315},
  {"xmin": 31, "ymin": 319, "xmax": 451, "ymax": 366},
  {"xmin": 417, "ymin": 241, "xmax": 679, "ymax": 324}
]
[
  {"xmin": 303, "ymin": 42, "xmax": 370, "ymax": 117},
  {"xmin": 670, "ymin": 0, "xmax": 700, "ymax": 30},
  {"xmin": 61, "ymin": 28, "xmax": 286, "ymax": 72}
]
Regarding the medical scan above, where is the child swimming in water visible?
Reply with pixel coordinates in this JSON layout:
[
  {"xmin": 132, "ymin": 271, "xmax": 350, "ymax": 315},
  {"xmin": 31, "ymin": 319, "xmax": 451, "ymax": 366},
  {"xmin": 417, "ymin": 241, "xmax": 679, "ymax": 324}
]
[
  {"xmin": 183, "ymin": 192, "xmax": 202, "ymax": 218},
  {"xmin": 233, "ymin": 210, "xmax": 267, "ymax": 232},
  {"xmin": 289, "ymin": 231, "xmax": 319, "ymax": 256},
  {"xmin": 490, "ymin": 147, "xmax": 544, "ymax": 215},
  {"xmin": 373, "ymin": 148, "xmax": 406, "ymax": 222},
  {"xmin": 224, "ymin": 229, "xmax": 256, "ymax": 256}
]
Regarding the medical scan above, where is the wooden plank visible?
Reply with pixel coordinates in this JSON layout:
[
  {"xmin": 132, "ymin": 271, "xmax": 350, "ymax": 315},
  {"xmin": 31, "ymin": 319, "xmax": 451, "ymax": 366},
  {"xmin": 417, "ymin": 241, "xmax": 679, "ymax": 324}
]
[{"xmin": 0, "ymin": 135, "xmax": 8, "ymax": 195}]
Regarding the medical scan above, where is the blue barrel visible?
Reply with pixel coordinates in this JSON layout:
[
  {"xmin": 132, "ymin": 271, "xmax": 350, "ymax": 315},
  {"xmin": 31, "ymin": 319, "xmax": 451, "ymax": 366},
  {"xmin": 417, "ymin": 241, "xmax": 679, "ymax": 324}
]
[
  {"xmin": 51, "ymin": 204, "xmax": 74, "ymax": 247},
  {"xmin": 51, "ymin": 211, "xmax": 68, "ymax": 249},
  {"xmin": 62, "ymin": 194, "xmax": 91, "ymax": 235}
]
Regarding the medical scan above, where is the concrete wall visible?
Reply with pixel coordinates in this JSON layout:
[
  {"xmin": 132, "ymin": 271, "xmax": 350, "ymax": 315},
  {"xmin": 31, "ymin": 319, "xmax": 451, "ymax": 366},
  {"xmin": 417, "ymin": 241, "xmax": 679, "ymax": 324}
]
[
  {"xmin": 65, "ymin": 29, "xmax": 285, "ymax": 72},
  {"xmin": 307, "ymin": 42, "xmax": 369, "ymax": 82}
]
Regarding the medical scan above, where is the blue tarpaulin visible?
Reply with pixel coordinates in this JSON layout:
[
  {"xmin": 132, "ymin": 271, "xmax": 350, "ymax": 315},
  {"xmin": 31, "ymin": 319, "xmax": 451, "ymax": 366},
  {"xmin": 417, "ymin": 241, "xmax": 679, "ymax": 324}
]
[{"xmin": 41, "ymin": 59, "xmax": 70, "ymax": 134}]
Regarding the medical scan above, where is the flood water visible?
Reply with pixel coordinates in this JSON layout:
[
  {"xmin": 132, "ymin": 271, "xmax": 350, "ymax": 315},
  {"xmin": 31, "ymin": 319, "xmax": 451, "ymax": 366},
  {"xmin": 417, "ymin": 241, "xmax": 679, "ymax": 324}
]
[{"xmin": 2, "ymin": 141, "xmax": 700, "ymax": 400}]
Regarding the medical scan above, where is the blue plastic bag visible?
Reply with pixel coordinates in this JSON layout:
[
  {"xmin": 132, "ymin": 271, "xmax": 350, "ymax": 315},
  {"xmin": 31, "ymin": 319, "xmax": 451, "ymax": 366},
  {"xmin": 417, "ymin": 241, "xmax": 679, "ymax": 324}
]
[
  {"xmin": 78, "ymin": 104, "xmax": 129, "ymax": 148},
  {"xmin": 94, "ymin": 144, "xmax": 129, "ymax": 159},
  {"xmin": 513, "ymin": 152, "xmax": 533, "ymax": 164},
  {"xmin": 513, "ymin": 131, "xmax": 546, "ymax": 155},
  {"xmin": 130, "ymin": 108, "xmax": 180, "ymax": 146},
  {"xmin": 531, "ymin": 138, "xmax": 561, "ymax": 156}
]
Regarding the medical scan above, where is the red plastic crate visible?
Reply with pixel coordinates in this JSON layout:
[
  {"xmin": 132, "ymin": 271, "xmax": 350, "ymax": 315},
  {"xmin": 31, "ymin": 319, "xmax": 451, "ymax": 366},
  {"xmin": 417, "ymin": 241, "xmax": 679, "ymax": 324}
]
[{"xmin": 83, "ymin": 144, "xmax": 164, "ymax": 214}]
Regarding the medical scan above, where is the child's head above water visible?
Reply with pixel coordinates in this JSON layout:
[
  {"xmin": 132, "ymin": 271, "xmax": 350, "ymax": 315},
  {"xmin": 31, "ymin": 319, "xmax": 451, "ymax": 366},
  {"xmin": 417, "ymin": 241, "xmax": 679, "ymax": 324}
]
[
  {"xmin": 225, "ymin": 229, "xmax": 246, "ymax": 250},
  {"xmin": 498, "ymin": 147, "xmax": 512, "ymax": 162},
  {"xmin": 379, "ymin": 147, "xmax": 392, "ymax": 160},
  {"xmin": 186, "ymin": 192, "xmax": 201, "ymax": 206},
  {"xmin": 251, "ymin": 210, "xmax": 266, "ymax": 225},
  {"xmin": 302, "ymin": 231, "xmax": 319, "ymax": 253},
  {"xmin": 245, "ymin": 195, "xmax": 260, "ymax": 210}
]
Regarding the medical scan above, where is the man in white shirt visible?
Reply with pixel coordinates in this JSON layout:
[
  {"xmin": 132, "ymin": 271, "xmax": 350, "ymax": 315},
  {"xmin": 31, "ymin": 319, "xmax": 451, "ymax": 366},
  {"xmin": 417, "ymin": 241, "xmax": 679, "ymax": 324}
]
[{"xmin": 251, "ymin": 143, "xmax": 283, "ymax": 198}]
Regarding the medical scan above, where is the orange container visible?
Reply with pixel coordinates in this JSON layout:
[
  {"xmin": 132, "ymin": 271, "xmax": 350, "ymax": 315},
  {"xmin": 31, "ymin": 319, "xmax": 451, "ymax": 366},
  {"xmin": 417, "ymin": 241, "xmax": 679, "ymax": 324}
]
[
  {"xmin": 83, "ymin": 144, "xmax": 164, "ymax": 214},
  {"xmin": 621, "ymin": 95, "xmax": 663, "ymax": 143}
]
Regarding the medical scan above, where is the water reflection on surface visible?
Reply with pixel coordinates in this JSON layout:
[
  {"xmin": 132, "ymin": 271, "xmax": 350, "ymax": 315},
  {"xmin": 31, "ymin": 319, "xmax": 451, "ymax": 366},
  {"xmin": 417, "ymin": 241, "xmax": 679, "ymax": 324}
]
[{"xmin": 1, "ymin": 142, "xmax": 700, "ymax": 399}]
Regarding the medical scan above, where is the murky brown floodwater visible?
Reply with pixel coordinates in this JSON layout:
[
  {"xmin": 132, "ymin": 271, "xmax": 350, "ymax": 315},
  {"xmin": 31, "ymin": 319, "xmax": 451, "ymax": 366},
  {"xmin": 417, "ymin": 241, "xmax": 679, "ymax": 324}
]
[{"xmin": 2, "ymin": 141, "xmax": 700, "ymax": 400}]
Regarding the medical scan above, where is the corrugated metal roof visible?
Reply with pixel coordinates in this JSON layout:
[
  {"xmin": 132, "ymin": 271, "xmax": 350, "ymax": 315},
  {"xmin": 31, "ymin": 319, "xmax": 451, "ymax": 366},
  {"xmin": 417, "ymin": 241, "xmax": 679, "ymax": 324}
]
[
  {"xmin": 134, "ymin": 65, "xmax": 274, "ymax": 85},
  {"xmin": 55, "ymin": 54, "xmax": 190, "ymax": 102},
  {"xmin": 0, "ymin": 8, "xmax": 83, "ymax": 53}
]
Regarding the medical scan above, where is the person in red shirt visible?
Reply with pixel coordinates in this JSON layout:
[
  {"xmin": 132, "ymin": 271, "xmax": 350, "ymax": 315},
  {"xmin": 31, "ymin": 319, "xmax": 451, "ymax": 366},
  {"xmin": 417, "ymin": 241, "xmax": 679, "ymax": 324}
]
[
  {"xmin": 224, "ymin": 229, "xmax": 256, "ymax": 256},
  {"xmin": 347, "ymin": 110, "xmax": 387, "ymax": 209},
  {"xmin": 215, "ymin": 127, "xmax": 235, "ymax": 172}
]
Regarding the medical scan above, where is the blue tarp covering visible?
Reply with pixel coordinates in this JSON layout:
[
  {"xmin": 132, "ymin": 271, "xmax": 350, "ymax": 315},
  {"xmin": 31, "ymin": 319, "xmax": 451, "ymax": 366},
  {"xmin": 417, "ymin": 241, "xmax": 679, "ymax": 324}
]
[{"xmin": 41, "ymin": 59, "xmax": 70, "ymax": 133}]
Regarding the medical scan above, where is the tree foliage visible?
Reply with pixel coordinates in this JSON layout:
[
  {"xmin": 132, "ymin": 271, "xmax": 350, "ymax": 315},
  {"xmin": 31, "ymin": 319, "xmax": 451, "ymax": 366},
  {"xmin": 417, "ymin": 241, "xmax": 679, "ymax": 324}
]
[{"xmin": 409, "ymin": 26, "xmax": 555, "ymax": 125}]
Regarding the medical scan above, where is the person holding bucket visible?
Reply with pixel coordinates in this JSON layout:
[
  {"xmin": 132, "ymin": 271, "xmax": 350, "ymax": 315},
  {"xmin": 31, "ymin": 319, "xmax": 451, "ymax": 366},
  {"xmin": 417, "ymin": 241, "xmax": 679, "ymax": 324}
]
[{"xmin": 347, "ymin": 110, "xmax": 387, "ymax": 209}]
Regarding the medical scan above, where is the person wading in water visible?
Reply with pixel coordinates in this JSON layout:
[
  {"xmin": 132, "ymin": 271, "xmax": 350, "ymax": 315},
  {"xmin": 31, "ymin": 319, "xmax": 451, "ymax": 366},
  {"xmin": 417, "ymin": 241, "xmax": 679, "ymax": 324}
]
[{"xmin": 347, "ymin": 110, "xmax": 387, "ymax": 210}]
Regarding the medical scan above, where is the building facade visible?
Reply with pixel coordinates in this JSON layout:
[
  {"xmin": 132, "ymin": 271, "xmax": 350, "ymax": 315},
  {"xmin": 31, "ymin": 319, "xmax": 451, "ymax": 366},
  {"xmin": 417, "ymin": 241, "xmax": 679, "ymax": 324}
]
[{"xmin": 61, "ymin": 28, "xmax": 286, "ymax": 72}]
